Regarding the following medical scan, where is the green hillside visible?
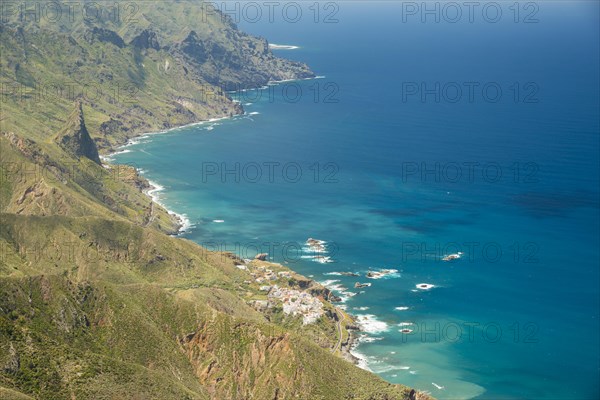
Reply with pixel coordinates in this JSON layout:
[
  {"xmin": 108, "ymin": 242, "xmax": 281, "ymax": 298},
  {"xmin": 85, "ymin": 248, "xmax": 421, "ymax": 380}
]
[{"xmin": 1, "ymin": 1, "xmax": 431, "ymax": 399}]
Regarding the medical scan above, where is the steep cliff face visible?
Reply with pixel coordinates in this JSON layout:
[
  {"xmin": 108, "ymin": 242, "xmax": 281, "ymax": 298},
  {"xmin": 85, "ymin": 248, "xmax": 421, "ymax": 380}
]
[
  {"xmin": 54, "ymin": 102, "xmax": 101, "ymax": 164},
  {"xmin": 177, "ymin": 30, "xmax": 314, "ymax": 90},
  {"xmin": 180, "ymin": 320, "xmax": 308, "ymax": 399},
  {"xmin": 82, "ymin": 27, "xmax": 125, "ymax": 48},
  {"xmin": 130, "ymin": 29, "xmax": 161, "ymax": 50},
  {"xmin": 0, "ymin": 1, "xmax": 314, "ymax": 150},
  {"xmin": 0, "ymin": 2, "xmax": 431, "ymax": 399}
]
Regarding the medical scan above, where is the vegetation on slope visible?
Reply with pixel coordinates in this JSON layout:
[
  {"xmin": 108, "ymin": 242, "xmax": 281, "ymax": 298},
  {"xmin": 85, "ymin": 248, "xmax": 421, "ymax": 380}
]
[{"xmin": 1, "ymin": 1, "xmax": 431, "ymax": 399}]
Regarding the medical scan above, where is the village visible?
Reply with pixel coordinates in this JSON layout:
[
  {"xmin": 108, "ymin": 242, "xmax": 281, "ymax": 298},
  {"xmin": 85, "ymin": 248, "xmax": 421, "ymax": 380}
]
[{"xmin": 242, "ymin": 261, "xmax": 325, "ymax": 325}]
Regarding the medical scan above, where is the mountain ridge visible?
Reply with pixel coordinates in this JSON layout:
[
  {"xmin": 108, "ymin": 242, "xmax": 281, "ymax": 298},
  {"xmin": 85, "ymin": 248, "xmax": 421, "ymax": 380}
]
[{"xmin": 0, "ymin": 2, "xmax": 432, "ymax": 399}]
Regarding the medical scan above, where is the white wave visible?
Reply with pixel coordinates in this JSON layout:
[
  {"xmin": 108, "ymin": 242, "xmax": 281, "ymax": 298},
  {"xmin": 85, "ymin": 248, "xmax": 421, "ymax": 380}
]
[
  {"xmin": 175, "ymin": 213, "xmax": 194, "ymax": 233},
  {"xmin": 373, "ymin": 365, "xmax": 407, "ymax": 374},
  {"xmin": 353, "ymin": 306, "xmax": 370, "ymax": 311},
  {"xmin": 268, "ymin": 75, "xmax": 326, "ymax": 85},
  {"xmin": 269, "ymin": 43, "xmax": 300, "ymax": 50},
  {"xmin": 354, "ymin": 314, "xmax": 390, "ymax": 334},
  {"xmin": 349, "ymin": 349, "xmax": 371, "ymax": 372},
  {"xmin": 416, "ymin": 283, "xmax": 435, "ymax": 290},
  {"xmin": 302, "ymin": 239, "xmax": 330, "ymax": 263},
  {"xmin": 442, "ymin": 252, "xmax": 463, "ymax": 261},
  {"xmin": 326, "ymin": 284, "xmax": 349, "ymax": 294},
  {"xmin": 302, "ymin": 246, "xmax": 327, "ymax": 254},
  {"xmin": 122, "ymin": 139, "xmax": 140, "ymax": 147},
  {"xmin": 147, "ymin": 116, "xmax": 231, "ymax": 136},
  {"xmin": 103, "ymin": 149, "xmax": 131, "ymax": 161},
  {"xmin": 365, "ymin": 269, "xmax": 400, "ymax": 280},
  {"xmin": 398, "ymin": 322, "xmax": 414, "ymax": 327},
  {"xmin": 213, "ymin": 220, "xmax": 225, "ymax": 223},
  {"xmin": 101, "ymin": 115, "xmax": 236, "ymax": 165},
  {"xmin": 394, "ymin": 306, "xmax": 409, "ymax": 311},
  {"xmin": 301, "ymin": 255, "xmax": 333, "ymax": 263},
  {"xmin": 319, "ymin": 279, "xmax": 341, "ymax": 288},
  {"xmin": 370, "ymin": 362, "xmax": 411, "ymax": 375},
  {"xmin": 145, "ymin": 180, "xmax": 194, "ymax": 235},
  {"xmin": 319, "ymin": 279, "xmax": 356, "ymax": 302},
  {"xmin": 359, "ymin": 336, "xmax": 384, "ymax": 343},
  {"xmin": 146, "ymin": 180, "xmax": 164, "ymax": 200}
]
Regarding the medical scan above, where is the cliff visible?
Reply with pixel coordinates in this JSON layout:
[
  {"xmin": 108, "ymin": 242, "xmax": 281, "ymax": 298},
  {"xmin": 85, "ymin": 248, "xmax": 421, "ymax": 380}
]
[
  {"xmin": 0, "ymin": 0, "xmax": 314, "ymax": 150},
  {"xmin": 55, "ymin": 102, "xmax": 102, "ymax": 164},
  {"xmin": 0, "ymin": 1, "xmax": 429, "ymax": 399}
]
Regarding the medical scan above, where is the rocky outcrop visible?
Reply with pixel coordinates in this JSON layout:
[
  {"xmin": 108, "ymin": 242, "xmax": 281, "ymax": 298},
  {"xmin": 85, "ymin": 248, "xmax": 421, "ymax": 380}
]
[
  {"xmin": 221, "ymin": 251, "xmax": 245, "ymax": 264},
  {"xmin": 55, "ymin": 102, "xmax": 101, "ymax": 165},
  {"xmin": 130, "ymin": 29, "xmax": 161, "ymax": 50},
  {"xmin": 255, "ymin": 253, "xmax": 268, "ymax": 261},
  {"xmin": 83, "ymin": 27, "xmax": 125, "ymax": 48},
  {"xmin": 179, "ymin": 318, "xmax": 310, "ymax": 400},
  {"xmin": 180, "ymin": 31, "xmax": 209, "ymax": 63},
  {"xmin": 176, "ymin": 30, "xmax": 314, "ymax": 91}
]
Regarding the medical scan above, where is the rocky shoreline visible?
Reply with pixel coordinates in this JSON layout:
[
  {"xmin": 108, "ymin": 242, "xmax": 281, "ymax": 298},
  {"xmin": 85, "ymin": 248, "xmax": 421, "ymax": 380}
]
[
  {"xmin": 90, "ymin": 33, "xmax": 411, "ymax": 388},
  {"xmin": 341, "ymin": 321, "xmax": 363, "ymax": 365}
]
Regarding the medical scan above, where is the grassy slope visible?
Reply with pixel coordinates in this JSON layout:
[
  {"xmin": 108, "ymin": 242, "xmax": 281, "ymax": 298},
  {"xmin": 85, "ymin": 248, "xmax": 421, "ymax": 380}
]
[
  {"xmin": 0, "ymin": 0, "xmax": 312, "ymax": 150},
  {"xmin": 0, "ymin": 213, "xmax": 421, "ymax": 399},
  {"xmin": 1, "ymin": 1, "xmax": 430, "ymax": 399},
  {"xmin": 0, "ymin": 24, "xmax": 241, "ymax": 150}
]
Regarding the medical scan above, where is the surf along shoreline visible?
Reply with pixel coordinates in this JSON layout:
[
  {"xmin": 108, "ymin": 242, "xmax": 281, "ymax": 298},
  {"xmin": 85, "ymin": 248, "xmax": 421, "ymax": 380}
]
[
  {"xmin": 99, "ymin": 68, "xmax": 390, "ymax": 375},
  {"xmin": 100, "ymin": 69, "xmax": 326, "ymax": 235}
]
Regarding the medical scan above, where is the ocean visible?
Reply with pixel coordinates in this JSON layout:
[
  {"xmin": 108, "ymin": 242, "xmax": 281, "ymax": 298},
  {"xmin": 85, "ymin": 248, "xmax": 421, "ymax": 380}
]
[{"xmin": 112, "ymin": 2, "xmax": 599, "ymax": 398}]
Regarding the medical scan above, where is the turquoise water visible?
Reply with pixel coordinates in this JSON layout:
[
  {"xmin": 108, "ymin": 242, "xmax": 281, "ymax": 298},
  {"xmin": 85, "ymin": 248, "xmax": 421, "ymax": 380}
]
[{"xmin": 114, "ymin": 2, "xmax": 599, "ymax": 398}]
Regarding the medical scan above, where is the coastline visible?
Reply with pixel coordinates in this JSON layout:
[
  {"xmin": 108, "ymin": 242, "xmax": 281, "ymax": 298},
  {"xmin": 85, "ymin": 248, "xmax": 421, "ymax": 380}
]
[
  {"xmin": 100, "ymin": 115, "xmax": 235, "ymax": 158},
  {"xmin": 144, "ymin": 180, "xmax": 191, "ymax": 236},
  {"xmin": 100, "ymin": 114, "xmax": 241, "ymax": 236},
  {"xmin": 100, "ymin": 72, "xmax": 323, "ymax": 235},
  {"xmin": 100, "ymin": 75, "xmax": 383, "ymax": 372}
]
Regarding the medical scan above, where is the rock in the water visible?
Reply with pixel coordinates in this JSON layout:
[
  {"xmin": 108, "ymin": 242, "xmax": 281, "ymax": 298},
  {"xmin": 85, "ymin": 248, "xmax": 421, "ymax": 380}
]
[
  {"xmin": 328, "ymin": 294, "xmax": 342, "ymax": 303},
  {"xmin": 254, "ymin": 253, "xmax": 268, "ymax": 261}
]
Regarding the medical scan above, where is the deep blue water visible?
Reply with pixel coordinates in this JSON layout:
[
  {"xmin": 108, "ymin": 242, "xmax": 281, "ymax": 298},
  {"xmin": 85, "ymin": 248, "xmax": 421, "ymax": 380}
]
[{"xmin": 114, "ymin": 2, "xmax": 599, "ymax": 398}]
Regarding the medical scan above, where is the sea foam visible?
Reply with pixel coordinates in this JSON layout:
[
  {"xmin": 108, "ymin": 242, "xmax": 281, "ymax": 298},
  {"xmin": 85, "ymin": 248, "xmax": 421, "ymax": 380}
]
[{"xmin": 354, "ymin": 314, "xmax": 390, "ymax": 334}]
